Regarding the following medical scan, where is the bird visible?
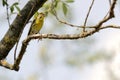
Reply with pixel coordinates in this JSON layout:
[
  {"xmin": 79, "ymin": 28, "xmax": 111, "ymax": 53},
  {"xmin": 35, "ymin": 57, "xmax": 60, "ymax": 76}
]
[{"xmin": 28, "ymin": 12, "xmax": 45, "ymax": 36}]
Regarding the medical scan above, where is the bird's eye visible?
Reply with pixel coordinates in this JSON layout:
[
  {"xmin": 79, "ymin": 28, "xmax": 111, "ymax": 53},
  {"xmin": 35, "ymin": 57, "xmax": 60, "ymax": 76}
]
[{"xmin": 39, "ymin": 16, "xmax": 42, "ymax": 19}]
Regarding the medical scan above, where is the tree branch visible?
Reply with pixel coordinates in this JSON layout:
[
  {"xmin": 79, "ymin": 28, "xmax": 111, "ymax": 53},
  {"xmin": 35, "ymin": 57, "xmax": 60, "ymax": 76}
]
[
  {"xmin": 95, "ymin": 0, "xmax": 116, "ymax": 29},
  {"xmin": 0, "ymin": 0, "xmax": 118, "ymax": 71},
  {"xmin": 0, "ymin": 0, "xmax": 47, "ymax": 60},
  {"xmin": 83, "ymin": 0, "xmax": 95, "ymax": 31}
]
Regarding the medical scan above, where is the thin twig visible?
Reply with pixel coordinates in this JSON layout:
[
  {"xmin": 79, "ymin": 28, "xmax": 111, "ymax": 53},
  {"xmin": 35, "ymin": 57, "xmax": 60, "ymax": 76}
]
[
  {"xmin": 6, "ymin": 0, "xmax": 10, "ymax": 26},
  {"xmin": 14, "ymin": 42, "xmax": 18, "ymax": 61},
  {"xmin": 13, "ymin": 2, "xmax": 37, "ymax": 70},
  {"xmin": 95, "ymin": 0, "xmax": 116, "ymax": 29},
  {"xmin": 103, "ymin": 0, "xmax": 112, "ymax": 19},
  {"xmin": 83, "ymin": 0, "xmax": 95, "ymax": 31},
  {"xmin": 100, "ymin": 25, "xmax": 120, "ymax": 29},
  {"xmin": 52, "ymin": 0, "xmax": 117, "ymax": 30},
  {"xmin": 51, "ymin": 0, "xmax": 84, "ymax": 28}
]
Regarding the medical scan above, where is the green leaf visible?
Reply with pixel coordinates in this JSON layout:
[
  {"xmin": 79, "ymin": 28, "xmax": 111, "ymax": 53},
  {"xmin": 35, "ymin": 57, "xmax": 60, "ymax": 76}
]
[
  {"xmin": 15, "ymin": 5, "xmax": 20, "ymax": 12},
  {"xmin": 54, "ymin": 1, "xmax": 58, "ymax": 7},
  {"xmin": 62, "ymin": 3, "xmax": 68, "ymax": 16},
  {"xmin": 10, "ymin": 6, "xmax": 14, "ymax": 13},
  {"xmin": 12, "ymin": 2, "xmax": 19, "ymax": 6},
  {"xmin": 65, "ymin": 0, "xmax": 74, "ymax": 3},
  {"xmin": 10, "ymin": 2, "xmax": 19, "ymax": 13},
  {"xmin": 2, "ymin": 0, "xmax": 8, "ymax": 6}
]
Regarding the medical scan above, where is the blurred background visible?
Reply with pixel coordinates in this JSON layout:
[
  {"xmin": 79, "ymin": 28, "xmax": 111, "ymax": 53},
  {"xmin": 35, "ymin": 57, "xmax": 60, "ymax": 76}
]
[{"xmin": 0, "ymin": 0, "xmax": 120, "ymax": 80}]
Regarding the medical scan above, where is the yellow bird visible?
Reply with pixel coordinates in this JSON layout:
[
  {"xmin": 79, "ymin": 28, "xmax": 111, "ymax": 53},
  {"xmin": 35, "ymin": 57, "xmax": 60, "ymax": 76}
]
[{"xmin": 28, "ymin": 12, "xmax": 45, "ymax": 36}]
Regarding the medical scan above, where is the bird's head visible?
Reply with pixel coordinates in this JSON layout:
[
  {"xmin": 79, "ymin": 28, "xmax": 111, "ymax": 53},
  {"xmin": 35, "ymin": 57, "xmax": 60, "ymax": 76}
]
[{"xmin": 37, "ymin": 13, "xmax": 45, "ymax": 21}]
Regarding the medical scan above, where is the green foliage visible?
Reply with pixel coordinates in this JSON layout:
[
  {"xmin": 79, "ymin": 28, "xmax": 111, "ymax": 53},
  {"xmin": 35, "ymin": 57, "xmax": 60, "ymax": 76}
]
[
  {"xmin": 14, "ymin": 5, "xmax": 20, "ymax": 12},
  {"xmin": 65, "ymin": 0, "xmax": 74, "ymax": 3},
  {"xmin": 62, "ymin": 3, "xmax": 68, "ymax": 15},
  {"xmin": 10, "ymin": 2, "xmax": 20, "ymax": 13},
  {"xmin": 2, "ymin": 0, "xmax": 8, "ymax": 6},
  {"xmin": 62, "ymin": 0, "xmax": 74, "ymax": 15},
  {"xmin": 2, "ymin": 0, "xmax": 20, "ymax": 13},
  {"xmin": 54, "ymin": 0, "xmax": 59, "ymax": 7},
  {"xmin": 55, "ymin": 0, "xmax": 74, "ymax": 16},
  {"xmin": 42, "ymin": 0, "xmax": 74, "ymax": 16}
]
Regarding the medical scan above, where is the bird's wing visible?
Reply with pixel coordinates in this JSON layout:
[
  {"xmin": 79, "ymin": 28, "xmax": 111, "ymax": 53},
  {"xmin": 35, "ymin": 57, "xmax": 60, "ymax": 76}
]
[{"xmin": 27, "ymin": 19, "xmax": 35, "ymax": 36}]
